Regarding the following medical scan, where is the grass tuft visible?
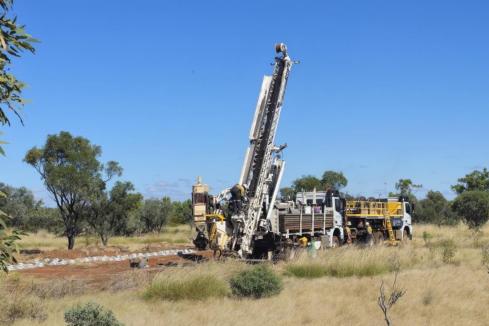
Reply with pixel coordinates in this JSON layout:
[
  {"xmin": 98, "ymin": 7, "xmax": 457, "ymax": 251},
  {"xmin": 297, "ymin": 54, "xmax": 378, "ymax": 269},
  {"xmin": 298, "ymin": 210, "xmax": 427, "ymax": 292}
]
[
  {"xmin": 143, "ymin": 274, "xmax": 228, "ymax": 301},
  {"xmin": 285, "ymin": 263, "xmax": 327, "ymax": 278}
]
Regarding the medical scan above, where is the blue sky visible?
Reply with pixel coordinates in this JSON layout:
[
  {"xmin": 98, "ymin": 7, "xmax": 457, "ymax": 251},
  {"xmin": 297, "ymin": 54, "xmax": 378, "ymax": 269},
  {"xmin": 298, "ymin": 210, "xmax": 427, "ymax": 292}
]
[{"xmin": 2, "ymin": 0, "xmax": 489, "ymax": 204}]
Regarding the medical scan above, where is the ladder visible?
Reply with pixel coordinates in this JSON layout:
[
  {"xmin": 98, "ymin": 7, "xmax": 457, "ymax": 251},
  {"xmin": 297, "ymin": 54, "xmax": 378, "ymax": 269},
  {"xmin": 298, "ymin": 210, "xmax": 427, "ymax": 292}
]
[{"xmin": 385, "ymin": 216, "xmax": 397, "ymax": 245}]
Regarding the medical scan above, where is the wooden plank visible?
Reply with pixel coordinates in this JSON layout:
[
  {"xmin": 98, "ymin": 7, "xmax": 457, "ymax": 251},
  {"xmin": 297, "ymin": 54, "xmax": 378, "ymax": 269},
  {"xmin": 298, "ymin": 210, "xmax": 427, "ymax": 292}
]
[{"xmin": 279, "ymin": 214, "xmax": 334, "ymax": 233}]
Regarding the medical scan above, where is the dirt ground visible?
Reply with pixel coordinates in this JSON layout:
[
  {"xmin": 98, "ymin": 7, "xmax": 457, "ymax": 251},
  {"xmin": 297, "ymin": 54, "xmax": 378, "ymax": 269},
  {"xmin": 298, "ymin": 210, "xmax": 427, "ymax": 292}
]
[{"xmin": 14, "ymin": 246, "xmax": 213, "ymax": 289}]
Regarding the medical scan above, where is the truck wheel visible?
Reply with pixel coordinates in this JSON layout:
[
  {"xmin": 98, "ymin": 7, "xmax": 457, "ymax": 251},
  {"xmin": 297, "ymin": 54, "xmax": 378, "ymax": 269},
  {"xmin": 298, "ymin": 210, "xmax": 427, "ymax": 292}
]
[
  {"xmin": 332, "ymin": 236, "xmax": 340, "ymax": 248},
  {"xmin": 402, "ymin": 229, "xmax": 410, "ymax": 243}
]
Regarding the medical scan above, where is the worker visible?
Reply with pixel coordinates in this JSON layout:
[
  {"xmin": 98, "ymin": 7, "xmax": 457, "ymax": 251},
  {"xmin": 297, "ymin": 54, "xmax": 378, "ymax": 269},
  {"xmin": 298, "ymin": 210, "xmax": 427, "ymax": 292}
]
[
  {"xmin": 366, "ymin": 222, "xmax": 373, "ymax": 246},
  {"xmin": 230, "ymin": 184, "xmax": 245, "ymax": 201},
  {"xmin": 230, "ymin": 184, "xmax": 246, "ymax": 214},
  {"xmin": 357, "ymin": 220, "xmax": 364, "ymax": 229},
  {"xmin": 345, "ymin": 221, "xmax": 352, "ymax": 245},
  {"xmin": 366, "ymin": 222, "xmax": 373, "ymax": 235}
]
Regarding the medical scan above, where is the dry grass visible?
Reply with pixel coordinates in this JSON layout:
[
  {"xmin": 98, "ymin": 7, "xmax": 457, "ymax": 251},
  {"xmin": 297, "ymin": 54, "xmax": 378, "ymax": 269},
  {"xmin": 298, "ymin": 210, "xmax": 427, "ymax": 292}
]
[
  {"xmin": 5, "ymin": 223, "xmax": 489, "ymax": 325},
  {"xmin": 143, "ymin": 274, "xmax": 229, "ymax": 301},
  {"xmin": 18, "ymin": 225, "xmax": 193, "ymax": 251}
]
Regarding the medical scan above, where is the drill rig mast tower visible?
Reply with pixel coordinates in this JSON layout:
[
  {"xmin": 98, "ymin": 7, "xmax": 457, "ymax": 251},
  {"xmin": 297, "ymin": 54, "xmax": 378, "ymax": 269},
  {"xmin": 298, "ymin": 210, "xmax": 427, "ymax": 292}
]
[{"xmin": 192, "ymin": 43, "xmax": 294, "ymax": 258}]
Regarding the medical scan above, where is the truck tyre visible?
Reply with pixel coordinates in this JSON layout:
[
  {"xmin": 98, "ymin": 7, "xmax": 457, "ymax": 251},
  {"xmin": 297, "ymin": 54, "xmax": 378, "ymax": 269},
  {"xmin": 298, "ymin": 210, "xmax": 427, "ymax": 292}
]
[{"xmin": 402, "ymin": 229, "xmax": 410, "ymax": 243}]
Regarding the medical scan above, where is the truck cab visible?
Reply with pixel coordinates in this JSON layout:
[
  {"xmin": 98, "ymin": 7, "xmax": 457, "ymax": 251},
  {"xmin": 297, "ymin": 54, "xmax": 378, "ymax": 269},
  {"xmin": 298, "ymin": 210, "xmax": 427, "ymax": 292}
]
[{"xmin": 396, "ymin": 198, "xmax": 413, "ymax": 241}]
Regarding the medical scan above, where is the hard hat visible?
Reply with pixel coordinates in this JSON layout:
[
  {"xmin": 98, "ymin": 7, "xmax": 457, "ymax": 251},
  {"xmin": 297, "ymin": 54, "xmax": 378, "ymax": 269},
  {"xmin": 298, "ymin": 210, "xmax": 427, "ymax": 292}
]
[
  {"xmin": 366, "ymin": 222, "xmax": 370, "ymax": 226},
  {"xmin": 347, "ymin": 221, "xmax": 352, "ymax": 226}
]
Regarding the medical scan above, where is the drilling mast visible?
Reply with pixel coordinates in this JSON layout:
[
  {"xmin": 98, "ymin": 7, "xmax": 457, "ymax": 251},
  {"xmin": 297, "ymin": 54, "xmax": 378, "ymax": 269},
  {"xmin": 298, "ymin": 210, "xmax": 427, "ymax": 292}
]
[
  {"xmin": 234, "ymin": 43, "xmax": 294, "ymax": 256},
  {"xmin": 192, "ymin": 43, "xmax": 294, "ymax": 258}
]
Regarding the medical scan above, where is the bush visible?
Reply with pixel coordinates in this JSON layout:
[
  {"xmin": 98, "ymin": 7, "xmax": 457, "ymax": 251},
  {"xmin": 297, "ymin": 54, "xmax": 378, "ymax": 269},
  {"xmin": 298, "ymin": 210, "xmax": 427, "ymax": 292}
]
[
  {"xmin": 0, "ymin": 295, "xmax": 47, "ymax": 325},
  {"xmin": 452, "ymin": 191, "xmax": 489, "ymax": 230},
  {"xmin": 64, "ymin": 302, "xmax": 123, "ymax": 326},
  {"xmin": 439, "ymin": 239, "xmax": 457, "ymax": 264},
  {"xmin": 143, "ymin": 274, "xmax": 228, "ymax": 301},
  {"xmin": 422, "ymin": 231, "xmax": 433, "ymax": 246},
  {"xmin": 230, "ymin": 265, "xmax": 283, "ymax": 298}
]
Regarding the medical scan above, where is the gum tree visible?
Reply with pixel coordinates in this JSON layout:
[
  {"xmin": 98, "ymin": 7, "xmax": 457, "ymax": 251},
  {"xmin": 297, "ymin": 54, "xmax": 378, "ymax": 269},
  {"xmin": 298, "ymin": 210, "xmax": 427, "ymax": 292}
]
[
  {"xmin": 0, "ymin": 0, "xmax": 36, "ymax": 272},
  {"xmin": 24, "ymin": 131, "xmax": 122, "ymax": 249},
  {"xmin": 86, "ymin": 181, "xmax": 142, "ymax": 245}
]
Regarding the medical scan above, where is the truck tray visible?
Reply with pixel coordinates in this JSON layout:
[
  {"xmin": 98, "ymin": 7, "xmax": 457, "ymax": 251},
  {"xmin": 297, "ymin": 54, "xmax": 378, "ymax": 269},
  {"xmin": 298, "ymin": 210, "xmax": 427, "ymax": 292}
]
[{"xmin": 279, "ymin": 213, "xmax": 334, "ymax": 233}]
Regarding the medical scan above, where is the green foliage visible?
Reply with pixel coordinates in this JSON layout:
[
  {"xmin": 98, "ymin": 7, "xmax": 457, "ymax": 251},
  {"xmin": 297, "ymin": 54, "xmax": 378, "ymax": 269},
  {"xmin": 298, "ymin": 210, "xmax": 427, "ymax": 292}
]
[
  {"xmin": 24, "ymin": 131, "xmax": 122, "ymax": 249},
  {"xmin": 86, "ymin": 181, "xmax": 142, "ymax": 245},
  {"xmin": 143, "ymin": 275, "xmax": 228, "ymax": 301},
  {"xmin": 230, "ymin": 265, "xmax": 283, "ymax": 298},
  {"xmin": 0, "ymin": 182, "xmax": 45, "ymax": 228},
  {"xmin": 292, "ymin": 175, "xmax": 322, "ymax": 192},
  {"xmin": 415, "ymin": 191, "xmax": 459, "ymax": 226},
  {"xmin": 0, "ymin": 0, "xmax": 37, "ymax": 154},
  {"xmin": 279, "ymin": 187, "xmax": 295, "ymax": 200},
  {"xmin": 140, "ymin": 197, "xmax": 172, "ymax": 233},
  {"xmin": 452, "ymin": 168, "xmax": 489, "ymax": 195},
  {"xmin": 0, "ymin": 190, "xmax": 23, "ymax": 273},
  {"xmin": 452, "ymin": 191, "xmax": 489, "ymax": 230},
  {"xmin": 321, "ymin": 170, "xmax": 348, "ymax": 190},
  {"xmin": 64, "ymin": 302, "xmax": 123, "ymax": 326},
  {"xmin": 170, "ymin": 199, "xmax": 192, "ymax": 225},
  {"xmin": 395, "ymin": 179, "xmax": 422, "ymax": 197},
  {"xmin": 289, "ymin": 170, "xmax": 348, "ymax": 194}
]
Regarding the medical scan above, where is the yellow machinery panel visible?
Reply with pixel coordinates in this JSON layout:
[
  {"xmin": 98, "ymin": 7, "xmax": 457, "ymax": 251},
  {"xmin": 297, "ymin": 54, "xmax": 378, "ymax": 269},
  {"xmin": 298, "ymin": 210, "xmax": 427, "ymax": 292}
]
[
  {"xmin": 346, "ymin": 200, "xmax": 403, "ymax": 217},
  {"xmin": 192, "ymin": 177, "xmax": 209, "ymax": 224},
  {"xmin": 387, "ymin": 202, "xmax": 402, "ymax": 216}
]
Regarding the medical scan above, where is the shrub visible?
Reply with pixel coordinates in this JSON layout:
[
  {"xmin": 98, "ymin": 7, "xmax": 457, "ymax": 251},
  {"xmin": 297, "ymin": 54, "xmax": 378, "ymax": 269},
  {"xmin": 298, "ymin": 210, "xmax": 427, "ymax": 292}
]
[
  {"xmin": 452, "ymin": 191, "xmax": 489, "ymax": 231},
  {"xmin": 143, "ymin": 274, "xmax": 228, "ymax": 301},
  {"xmin": 230, "ymin": 265, "xmax": 283, "ymax": 298},
  {"xmin": 439, "ymin": 239, "xmax": 457, "ymax": 264},
  {"xmin": 64, "ymin": 302, "xmax": 123, "ymax": 326},
  {"xmin": 286, "ymin": 263, "xmax": 327, "ymax": 279},
  {"xmin": 422, "ymin": 231, "xmax": 433, "ymax": 246},
  {"xmin": 0, "ymin": 295, "xmax": 47, "ymax": 325}
]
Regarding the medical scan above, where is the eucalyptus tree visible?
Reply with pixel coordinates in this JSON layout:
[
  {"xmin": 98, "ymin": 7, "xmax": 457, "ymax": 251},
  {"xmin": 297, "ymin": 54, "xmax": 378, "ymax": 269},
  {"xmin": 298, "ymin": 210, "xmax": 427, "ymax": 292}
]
[{"xmin": 24, "ymin": 131, "xmax": 122, "ymax": 249}]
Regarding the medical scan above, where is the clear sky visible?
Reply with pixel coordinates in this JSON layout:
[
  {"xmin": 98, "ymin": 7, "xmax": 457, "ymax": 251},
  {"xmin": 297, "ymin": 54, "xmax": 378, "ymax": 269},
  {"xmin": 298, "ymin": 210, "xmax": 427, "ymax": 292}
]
[{"xmin": 2, "ymin": 0, "xmax": 489, "ymax": 204}]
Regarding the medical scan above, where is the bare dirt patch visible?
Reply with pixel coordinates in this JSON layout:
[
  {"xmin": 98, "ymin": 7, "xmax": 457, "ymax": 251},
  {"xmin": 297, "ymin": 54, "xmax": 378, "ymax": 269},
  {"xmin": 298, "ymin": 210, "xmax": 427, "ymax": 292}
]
[{"xmin": 13, "ymin": 248, "xmax": 213, "ymax": 290}]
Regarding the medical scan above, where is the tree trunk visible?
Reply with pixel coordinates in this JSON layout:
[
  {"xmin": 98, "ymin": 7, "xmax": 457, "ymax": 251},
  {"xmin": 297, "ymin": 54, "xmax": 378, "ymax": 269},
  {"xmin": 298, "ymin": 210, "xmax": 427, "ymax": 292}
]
[
  {"xmin": 101, "ymin": 234, "xmax": 108, "ymax": 246},
  {"xmin": 67, "ymin": 234, "xmax": 75, "ymax": 250}
]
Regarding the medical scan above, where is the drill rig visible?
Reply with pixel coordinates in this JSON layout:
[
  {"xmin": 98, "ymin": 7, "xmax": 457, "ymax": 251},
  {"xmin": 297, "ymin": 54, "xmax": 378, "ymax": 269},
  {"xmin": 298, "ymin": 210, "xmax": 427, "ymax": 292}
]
[{"xmin": 192, "ymin": 43, "xmax": 294, "ymax": 258}]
